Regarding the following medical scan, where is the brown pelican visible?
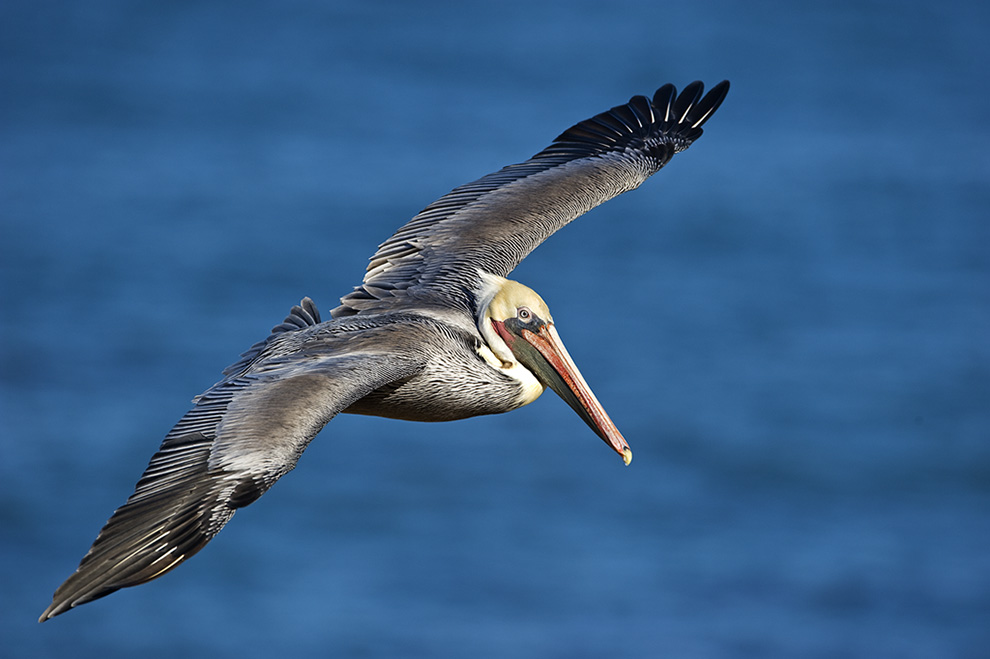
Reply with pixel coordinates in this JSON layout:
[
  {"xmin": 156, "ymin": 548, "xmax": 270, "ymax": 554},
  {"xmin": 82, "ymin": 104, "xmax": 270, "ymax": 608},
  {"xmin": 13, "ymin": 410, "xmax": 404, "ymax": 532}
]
[{"xmin": 40, "ymin": 80, "xmax": 729, "ymax": 621}]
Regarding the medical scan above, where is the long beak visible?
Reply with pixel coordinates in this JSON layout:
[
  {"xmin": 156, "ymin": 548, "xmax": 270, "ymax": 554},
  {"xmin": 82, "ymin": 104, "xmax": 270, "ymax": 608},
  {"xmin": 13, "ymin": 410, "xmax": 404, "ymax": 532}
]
[{"xmin": 499, "ymin": 321, "xmax": 632, "ymax": 465}]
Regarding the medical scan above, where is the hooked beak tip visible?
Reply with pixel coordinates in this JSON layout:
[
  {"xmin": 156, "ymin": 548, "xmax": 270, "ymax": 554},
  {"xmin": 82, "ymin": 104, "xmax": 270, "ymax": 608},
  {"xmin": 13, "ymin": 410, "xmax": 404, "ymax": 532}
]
[{"xmin": 621, "ymin": 447, "xmax": 633, "ymax": 466}]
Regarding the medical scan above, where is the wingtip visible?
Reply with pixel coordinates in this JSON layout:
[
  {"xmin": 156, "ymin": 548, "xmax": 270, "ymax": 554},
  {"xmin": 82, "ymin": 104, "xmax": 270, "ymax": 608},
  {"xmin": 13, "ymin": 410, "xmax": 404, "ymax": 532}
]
[
  {"xmin": 692, "ymin": 80, "xmax": 730, "ymax": 127},
  {"xmin": 667, "ymin": 79, "xmax": 731, "ymax": 131},
  {"xmin": 38, "ymin": 576, "xmax": 111, "ymax": 622},
  {"xmin": 39, "ymin": 585, "xmax": 71, "ymax": 622},
  {"xmin": 38, "ymin": 601, "xmax": 62, "ymax": 623}
]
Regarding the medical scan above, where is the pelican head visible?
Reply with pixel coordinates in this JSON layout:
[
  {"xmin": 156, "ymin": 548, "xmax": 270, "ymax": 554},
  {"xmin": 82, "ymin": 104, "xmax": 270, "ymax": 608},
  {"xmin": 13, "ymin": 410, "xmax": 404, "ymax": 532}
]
[{"xmin": 478, "ymin": 277, "xmax": 632, "ymax": 465}]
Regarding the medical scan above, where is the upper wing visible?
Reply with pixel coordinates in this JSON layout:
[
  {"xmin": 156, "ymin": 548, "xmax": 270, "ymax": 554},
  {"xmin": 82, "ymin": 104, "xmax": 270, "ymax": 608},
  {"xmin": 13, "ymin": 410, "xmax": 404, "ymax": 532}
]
[
  {"xmin": 40, "ymin": 299, "xmax": 423, "ymax": 621},
  {"xmin": 332, "ymin": 80, "xmax": 729, "ymax": 318}
]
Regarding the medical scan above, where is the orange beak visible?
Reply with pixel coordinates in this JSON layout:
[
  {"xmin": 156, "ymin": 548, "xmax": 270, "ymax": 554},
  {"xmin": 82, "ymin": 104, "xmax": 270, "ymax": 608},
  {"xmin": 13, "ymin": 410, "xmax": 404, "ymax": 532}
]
[{"xmin": 495, "ymin": 319, "xmax": 632, "ymax": 465}]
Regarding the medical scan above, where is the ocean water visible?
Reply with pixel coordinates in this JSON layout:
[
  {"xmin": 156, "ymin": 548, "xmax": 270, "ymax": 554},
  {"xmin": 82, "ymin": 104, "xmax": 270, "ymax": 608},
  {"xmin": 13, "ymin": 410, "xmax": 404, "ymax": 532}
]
[{"xmin": 2, "ymin": 0, "xmax": 988, "ymax": 657}]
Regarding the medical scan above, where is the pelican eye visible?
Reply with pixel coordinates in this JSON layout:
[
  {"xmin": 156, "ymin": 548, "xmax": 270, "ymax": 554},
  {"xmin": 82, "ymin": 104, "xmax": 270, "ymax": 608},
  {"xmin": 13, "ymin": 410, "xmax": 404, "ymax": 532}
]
[{"xmin": 517, "ymin": 307, "xmax": 533, "ymax": 321}]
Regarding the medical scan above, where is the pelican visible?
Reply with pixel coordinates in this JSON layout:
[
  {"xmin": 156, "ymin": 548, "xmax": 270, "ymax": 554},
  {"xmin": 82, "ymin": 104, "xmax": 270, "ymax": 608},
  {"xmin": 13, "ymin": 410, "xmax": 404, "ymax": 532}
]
[{"xmin": 40, "ymin": 80, "xmax": 729, "ymax": 621}]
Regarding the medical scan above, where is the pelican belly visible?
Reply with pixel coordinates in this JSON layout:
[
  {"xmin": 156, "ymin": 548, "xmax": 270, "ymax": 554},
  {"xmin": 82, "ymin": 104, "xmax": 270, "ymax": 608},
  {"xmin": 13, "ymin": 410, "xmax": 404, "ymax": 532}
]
[
  {"xmin": 338, "ymin": 313, "xmax": 544, "ymax": 423},
  {"xmin": 342, "ymin": 364, "xmax": 542, "ymax": 422}
]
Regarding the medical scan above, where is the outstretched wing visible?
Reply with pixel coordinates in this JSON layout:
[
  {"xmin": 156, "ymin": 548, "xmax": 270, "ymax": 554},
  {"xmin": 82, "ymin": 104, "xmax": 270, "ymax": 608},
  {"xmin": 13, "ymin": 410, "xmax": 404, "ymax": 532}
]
[
  {"xmin": 333, "ymin": 80, "xmax": 729, "ymax": 317},
  {"xmin": 40, "ymin": 299, "xmax": 422, "ymax": 621}
]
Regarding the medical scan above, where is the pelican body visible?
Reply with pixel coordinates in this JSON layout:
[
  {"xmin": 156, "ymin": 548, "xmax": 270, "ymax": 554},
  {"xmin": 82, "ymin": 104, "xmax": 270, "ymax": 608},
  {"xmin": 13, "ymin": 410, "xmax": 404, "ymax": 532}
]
[{"xmin": 41, "ymin": 80, "xmax": 729, "ymax": 620}]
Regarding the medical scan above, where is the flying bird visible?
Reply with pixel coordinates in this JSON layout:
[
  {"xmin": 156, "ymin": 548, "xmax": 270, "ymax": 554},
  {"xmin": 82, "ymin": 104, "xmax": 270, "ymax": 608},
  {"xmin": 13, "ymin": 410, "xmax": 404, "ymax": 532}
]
[{"xmin": 40, "ymin": 80, "xmax": 729, "ymax": 621}]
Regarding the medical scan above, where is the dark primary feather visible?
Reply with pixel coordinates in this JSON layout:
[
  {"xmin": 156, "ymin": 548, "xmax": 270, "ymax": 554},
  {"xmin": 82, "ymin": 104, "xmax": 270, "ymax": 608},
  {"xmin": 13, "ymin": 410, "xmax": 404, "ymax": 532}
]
[
  {"xmin": 39, "ymin": 298, "xmax": 421, "ymax": 621},
  {"xmin": 333, "ymin": 80, "xmax": 729, "ymax": 318}
]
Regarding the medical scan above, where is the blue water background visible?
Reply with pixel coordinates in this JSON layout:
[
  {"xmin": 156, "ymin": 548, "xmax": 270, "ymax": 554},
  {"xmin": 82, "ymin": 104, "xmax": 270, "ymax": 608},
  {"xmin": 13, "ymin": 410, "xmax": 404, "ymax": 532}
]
[{"xmin": 2, "ymin": 1, "xmax": 988, "ymax": 657}]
